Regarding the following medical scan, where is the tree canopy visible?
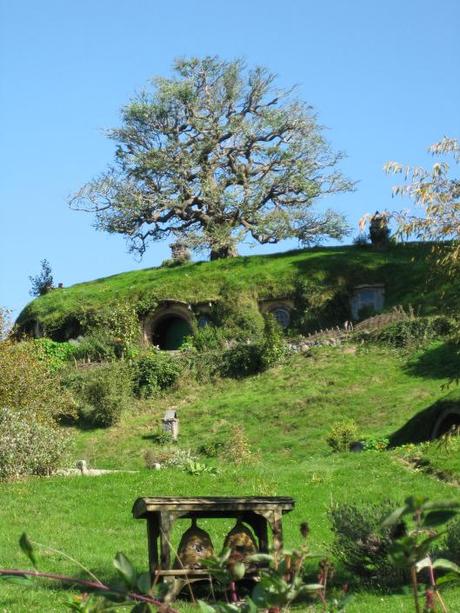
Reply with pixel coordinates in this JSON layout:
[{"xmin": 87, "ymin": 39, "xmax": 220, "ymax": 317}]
[
  {"xmin": 384, "ymin": 137, "xmax": 460, "ymax": 272},
  {"xmin": 71, "ymin": 57, "xmax": 354, "ymax": 259},
  {"xmin": 29, "ymin": 259, "xmax": 54, "ymax": 297}
]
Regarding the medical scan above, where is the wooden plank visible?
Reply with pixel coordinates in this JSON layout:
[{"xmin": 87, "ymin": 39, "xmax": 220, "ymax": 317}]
[{"xmin": 132, "ymin": 496, "xmax": 295, "ymax": 518}]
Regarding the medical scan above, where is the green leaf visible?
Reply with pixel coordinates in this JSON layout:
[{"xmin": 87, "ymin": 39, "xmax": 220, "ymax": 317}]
[
  {"xmin": 113, "ymin": 551, "xmax": 137, "ymax": 588},
  {"xmin": 198, "ymin": 602, "xmax": 216, "ymax": 613},
  {"xmin": 299, "ymin": 583, "xmax": 324, "ymax": 592},
  {"xmin": 436, "ymin": 572, "xmax": 460, "ymax": 586},
  {"xmin": 382, "ymin": 506, "xmax": 407, "ymax": 527},
  {"xmin": 422, "ymin": 500, "xmax": 460, "ymax": 512},
  {"xmin": 19, "ymin": 533, "xmax": 37, "ymax": 568},
  {"xmin": 424, "ymin": 510, "xmax": 458, "ymax": 526},
  {"xmin": 432, "ymin": 558, "xmax": 460, "ymax": 574},
  {"xmin": 0, "ymin": 574, "xmax": 33, "ymax": 586},
  {"xmin": 136, "ymin": 571, "xmax": 152, "ymax": 594},
  {"xmin": 248, "ymin": 553, "xmax": 273, "ymax": 563}
]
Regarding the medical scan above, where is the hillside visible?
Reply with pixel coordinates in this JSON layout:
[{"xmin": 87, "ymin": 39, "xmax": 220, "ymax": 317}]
[
  {"xmin": 16, "ymin": 243, "xmax": 459, "ymax": 338},
  {"xmin": 1, "ymin": 343, "xmax": 460, "ymax": 611}
]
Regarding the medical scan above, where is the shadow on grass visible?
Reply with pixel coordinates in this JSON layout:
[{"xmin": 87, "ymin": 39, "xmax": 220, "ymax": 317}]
[
  {"xmin": 405, "ymin": 341, "xmax": 460, "ymax": 381},
  {"xmin": 389, "ymin": 388, "xmax": 460, "ymax": 446}
]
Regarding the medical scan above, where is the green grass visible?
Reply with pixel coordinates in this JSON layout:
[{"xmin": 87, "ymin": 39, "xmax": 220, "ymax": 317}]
[
  {"xmin": 1, "ymin": 343, "xmax": 460, "ymax": 611},
  {"xmin": 17, "ymin": 242, "xmax": 460, "ymax": 335}
]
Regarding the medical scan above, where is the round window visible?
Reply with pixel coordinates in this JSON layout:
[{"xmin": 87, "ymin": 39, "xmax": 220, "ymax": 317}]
[{"xmin": 271, "ymin": 307, "xmax": 290, "ymax": 329}]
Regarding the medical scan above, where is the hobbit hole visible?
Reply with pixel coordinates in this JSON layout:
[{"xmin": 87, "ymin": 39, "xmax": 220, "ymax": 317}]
[
  {"xmin": 431, "ymin": 407, "xmax": 460, "ymax": 439},
  {"xmin": 152, "ymin": 315, "xmax": 192, "ymax": 350}
]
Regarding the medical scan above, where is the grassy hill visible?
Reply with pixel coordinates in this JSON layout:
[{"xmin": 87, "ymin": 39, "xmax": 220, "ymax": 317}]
[
  {"xmin": 16, "ymin": 242, "xmax": 460, "ymax": 337},
  {"xmin": 1, "ymin": 342, "xmax": 460, "ymax": 611}
]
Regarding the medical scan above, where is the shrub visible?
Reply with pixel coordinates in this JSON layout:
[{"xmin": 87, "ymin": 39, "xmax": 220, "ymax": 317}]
[
  {"xmin": 78, "ymin": 302, "xmax": 140, "ymax": 356},
  {"xmin": 353, "ymin": 233, "xmax": 370, "ymax": 247},
  {"xmin": 220, "ymin": 316, "xmax": 287, "ymax": 378},
  {"xmin": 369, "ymin": 211, "xmax": 391, "ymax": 248},
  {"xmin": 186, "ymin": 324, "xmax": 226, "ymax": 352},
  {"xmin": 329, "ymin": 501, "xmax": 406, "ymax": 586},
  {"xmin": 64, "ymin": 363, "xmax": 133, "ymax": 427},
  {"xmin": 0, "ymin": 408, "xmax": 68, "ymax": 480},
  {"xmin": 150, "ymin": 429, "xmax": 174, "ymax": 445},
  {"xmin": 198, "ymin": 439, "xmax": 225, "ymax": 458},
  {"xmin": 0, "ymin": 338, "xmax": 75, "ymax": 423},
  {"xmin": 144, "ymin": 446, "xmax": 197, "ymax": 469},
  {"xmin": 446, "ymin": 517, "xmax": 460, "ymax": 563},
  {"xmin": 70, "ymin": 332, "xmax": 119, "ymax": 362},
  {"xmin": 221, "ymin": 342, "xmax": 263, "ymax": 378},
  {"xmin": 357, "ymin": 315, "xmax": 456, "ymax": 349},
  {"xmin": 133, "ymin": 349, "xmax": 182, "ymax": 398},
  {"xmin": 292, "ymin": 278, "xmax": 351, "ymax": 335},
  {"xmin": 362, "ymin": 436, "xmax": 389, "ymax": 451},
  {"xmin": 326, "ymin": 420, "xmax": 359, "ymax": 452},
  {"xmin": 212, "ymin": 284, "xmax": 265, "ymax": 342},
  {"xmin": 33, "ymin": 338, "xmax": 77, "ymax": 372},
  {"xmin": 225, "ymin": 425, "xmax": 255, "ymax": 465}
]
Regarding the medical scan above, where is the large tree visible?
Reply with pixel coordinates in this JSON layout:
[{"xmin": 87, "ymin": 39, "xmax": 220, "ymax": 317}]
[{"xmin": 71, "ymin": 57, "xmax": 353, "ymax": 259}]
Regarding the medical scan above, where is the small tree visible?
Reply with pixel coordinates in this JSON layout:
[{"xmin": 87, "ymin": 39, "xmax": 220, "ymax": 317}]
[
  {"xmin": 29, "ymin": 259, "xmax": 54, "ymax": 296},
  {"xmin": 369, "ymin": 210, "xmax": 391, "ymax": 248},
  {"xmin": 71, "ymin": 57, "xmax": 354, "ymax": 259},
  {"xmin": 385, "ymin": 137, "xmax": 460, "ymax": 272}
]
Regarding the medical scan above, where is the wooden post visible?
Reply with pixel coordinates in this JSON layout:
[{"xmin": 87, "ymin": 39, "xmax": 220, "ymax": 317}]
[
  {"xmin": 159, "ymin": 512, "xmax": 175, "ymax": 570},
  {"xmin": 146, "ymin": 513, "xmax": 160, "ymax": 582}
]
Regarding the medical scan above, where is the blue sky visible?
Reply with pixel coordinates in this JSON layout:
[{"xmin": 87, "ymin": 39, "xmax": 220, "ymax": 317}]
[{"xmin": 0, "ymin": 0, "xmax": 458, "ymax": 316}]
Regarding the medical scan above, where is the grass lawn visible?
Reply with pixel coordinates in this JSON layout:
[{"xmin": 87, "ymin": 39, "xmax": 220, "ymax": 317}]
[{"xmin": 1, "ymin": 344, "xmax": 460, "ymax": 611}]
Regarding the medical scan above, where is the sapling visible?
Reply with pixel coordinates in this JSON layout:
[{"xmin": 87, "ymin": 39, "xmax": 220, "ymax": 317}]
[
  {"xmin": 382, "ymin": 497, "xmax": 460, "ymax": 613},
  {"xmin": 0, "ymin": 533, "xmax": 177, "ymax": 612}
]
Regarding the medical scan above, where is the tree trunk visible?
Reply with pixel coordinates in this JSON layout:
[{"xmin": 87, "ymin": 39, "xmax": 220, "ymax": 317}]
[{"xmin": 209, "ymin": 244, "xmax": 238, "ymax": 260}]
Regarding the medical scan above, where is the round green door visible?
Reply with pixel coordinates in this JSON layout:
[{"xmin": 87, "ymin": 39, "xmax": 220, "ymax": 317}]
[{"xmin": 163, "ymin": 317, "xmax": 192, "ymax": 350}]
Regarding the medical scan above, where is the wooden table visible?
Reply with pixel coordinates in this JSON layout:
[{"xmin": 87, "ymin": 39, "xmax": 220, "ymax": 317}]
[{"xmin": 132, "ymin": 496, "xmax": 295, "ymax": 583}]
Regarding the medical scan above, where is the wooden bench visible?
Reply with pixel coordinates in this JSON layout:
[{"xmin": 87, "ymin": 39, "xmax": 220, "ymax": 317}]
[{"xmin": 132, "ymin": 496, "xmax": 295, "ymax": 584}]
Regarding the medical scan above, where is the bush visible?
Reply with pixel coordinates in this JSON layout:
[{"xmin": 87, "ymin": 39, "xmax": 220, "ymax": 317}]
[
  {"xmin": 326, "ymin": 420, "xmax": 359, "ymax": 452},
  {"xmin": 446, "ymin": 517, "xmax": 460, "ymax": 563},
  {"xmin": 144, "ymin": 446, "xmax": 196, "ymax": 468},
  {"xmin": 357, "ymin": 316, "xmax": 456, "ymax": 349},
  {"xmin": 77, "ymin": 302, "xmax": 140, "ymax": 356},
  {"xmin": 33, "ymin": 338, "xmax": 77, "ymax": 372},
  {"xmin": 362, "ymin": 436, "xmax": 389, "ymax": 451},
  {"xmin": 353, "ymin": 233, "xmax": 370, "ymax": 247},
  {"xmin": 0, "ymin": 338, "xmax": 75, "ymax": 423},
  {"xmin": 292, "ymin": 278, "xmax": 351, "ymax": 335},
  {"xmin": 329, "ymin": 501, "xmax": 406, "ymax": 586},
  {"xmin": 150, "ymin": 429, "xmax": 174, "ymax": 445},
  {"xmin": 64, "ymin": 363, "xmax": 133, "ymax": 427},
  {"xmin": 220, "ymin": 316, "xmax": 287, "ymax": 378},
  {"xmin": 221, "ymin": 342, "xmax": 263, "ymax": 378},
  {"xmin": 212, "ymin": 285, "xmax": 265, "ymax": 342},
  {"xmin": 70, "ymin": 333, "xmax": 119, "ymax": 362},
  {"xmin": 0, "ymin": 408, "xmax": 68, "ymax": 480},
  {"xmin": 133, "ymin": 349, "xmax": 182, "ymax": 398},
  {"xmin": 186, "ymin": 324, "xmax": 226, "ymax": 352}
]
